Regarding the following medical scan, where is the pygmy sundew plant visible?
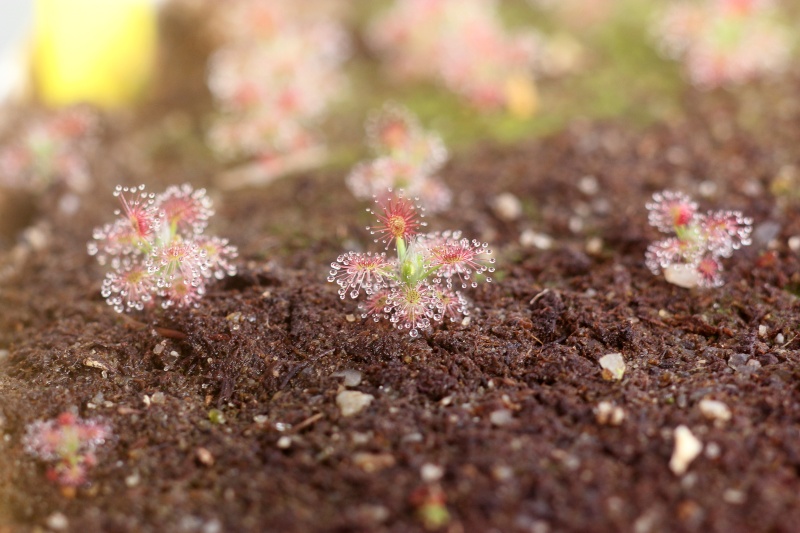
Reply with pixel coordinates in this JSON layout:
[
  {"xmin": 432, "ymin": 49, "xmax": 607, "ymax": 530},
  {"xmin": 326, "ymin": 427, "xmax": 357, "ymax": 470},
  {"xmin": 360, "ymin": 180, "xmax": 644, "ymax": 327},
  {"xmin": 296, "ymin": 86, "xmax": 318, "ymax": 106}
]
[
  {"xmin": 88, "ymin": 184, "xmax": 238, "ymax": 312},
  {"xmin": 23, "ymin": 412, "xmax": 110, "ymax": 487},
  {"xmin": 206, "ymin": 0, "xmax": 350, "ymax": 166},
  {"xmin": 645, "ymin": 190, "xmax": 752, "ymax": 288},
  {"xmin": 0, "ymin": 105, "xmax": 98, "ymax": 194},
  {"xmin": 329, "ymin": 191, "xmax": 495, "ymax": 337},
  {"xmin": 652, "ymin": 0, "xmax": 792, "ymax": 89},
  {"xmin": 367, "ymin": 0, "xmax": 541, "ymax": 115},
  {"xmin": 346, "ymin": 103, "xmax": 451, "ymax": 212}
]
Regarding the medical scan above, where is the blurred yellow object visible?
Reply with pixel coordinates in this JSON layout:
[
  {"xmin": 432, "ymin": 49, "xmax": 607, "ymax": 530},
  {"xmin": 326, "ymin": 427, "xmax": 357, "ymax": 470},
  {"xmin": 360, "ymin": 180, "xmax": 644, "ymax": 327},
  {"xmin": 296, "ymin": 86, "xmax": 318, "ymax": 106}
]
[
  {"xmin": 505, "ymin": 74, "xmax": 538, "ymax": 120},
  {"xmin": 33, "ymin": 0, "xmax": 157, "ymax": 108}
]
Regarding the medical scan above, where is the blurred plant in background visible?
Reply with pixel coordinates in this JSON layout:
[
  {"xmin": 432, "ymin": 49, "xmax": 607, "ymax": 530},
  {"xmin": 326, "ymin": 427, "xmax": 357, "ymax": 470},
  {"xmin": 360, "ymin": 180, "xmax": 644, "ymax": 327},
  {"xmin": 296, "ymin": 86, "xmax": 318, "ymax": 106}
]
[
  {"xmin": 88, "ymin": 184, "xmax": 238, "ymax": 312},
  {"xmin": 206, "ymin": 0, "xmax": 350, "ymax": 176},
  {"xmin": 329, "ymin": 191, "xmax": 494, "ymax": 338},
  {"xmin": 645, "ymin": 190, "xmax": 752, "ymax": 288},
  {"xmin": 24, "ymin": 412, "xmax": 110, "ymax": 491},
  {"xmin": 652, "ymin": 0, "xmax": 793, "ymax": 89},
  {"xmin": 0, "ymin": 105, "xmax": 99, "ymax": 196},
  {"xmin": 347, "ymin": 103, "xmax": 451, "ymax": 212},
  {"xmin": 367, "ymin": 0, "xmax": 542, "ymax": 117}
]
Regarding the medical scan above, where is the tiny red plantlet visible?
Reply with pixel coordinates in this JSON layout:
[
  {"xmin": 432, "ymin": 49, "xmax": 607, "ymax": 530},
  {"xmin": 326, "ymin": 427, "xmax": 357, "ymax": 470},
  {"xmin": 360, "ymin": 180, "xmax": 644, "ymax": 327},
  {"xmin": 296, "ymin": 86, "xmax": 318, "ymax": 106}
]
[
  {"xmin": 23, "ymin": 412, "xmax": 110, "ymax": 488},
  {"xmin": 645, "ymin": 190, "xmax": 752, "ymax": 288},
  {"xmin": 88, "ymin": 184, "xmax": 238, "ymax": 312},
  {"xmin": 329, "ymin": 190, "xmax": 495, "ymax": 337}
]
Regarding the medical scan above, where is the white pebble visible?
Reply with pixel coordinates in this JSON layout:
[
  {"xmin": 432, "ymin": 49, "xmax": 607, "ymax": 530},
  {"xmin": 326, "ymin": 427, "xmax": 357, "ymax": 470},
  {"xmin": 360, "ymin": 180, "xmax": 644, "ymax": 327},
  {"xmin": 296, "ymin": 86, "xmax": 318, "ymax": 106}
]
[
  {"xmin": 698, "ymin": 399, "xmax": 732, "ymax": 422},
  {"xmin": 420, "ymin": 463, "xmax": 444, "ymax": 482},
  {"xmin": 577, "ymin": 175, "xmax": 599, "ymax": 195},
  {"xmin": 277, "ymin": 436, "xmax": 292, "ymax": 449},
  {"xmin": 670, "ymin": 425, "xmax": 703, "ymax": 476},
  {"xmin": 46, "ymin": 512, "xmax": 69, "ymax": 531},
  {"xmin": 491, "ymin": 193, "xmax": 523, "ymax": 221},
  {"xmin": 125, "ymin": 471, "xmax": 141, "ymax": 487},
  {"xmin": 699, "ymin": 399, "xmax": 731, "ymax": 423},
  {"xmin": 698, "ymin": 180, "xmax": 717, "ymax": 197},
  {"xmin": 663, "ymin": 264, "xmax": 700, "ymax": 289},
  {"xmin": 333, "ymin": 369, "xmax": 362, "ymax": 388},
  {"xmin": 336, "ymin": 390, "xmax": 374, "ymax": 417},
  {"xmin": 594, "ymin": 401, "xmax": 625, "ymax": 426},
  {"xmin": 489, "ymin": 409, "xmax": 515, "ymax": 426},
  {"xmin": 150, "ymin": 392, "xmax": 166, "ymax": 405},
  {"xmin": 705, "ymin": 442, "xmax": 721, "ymax": 459},
  {"xmin": 585, "ymin": 237, "xmax": 603, "ymax": 255},
  {"xmin": 723, "ymin": 489, "xmax": 746, "ymax": 505},
  {"xmin": 599, "ymin": 353, "xmax": 626, "ymax": 381},
  {"xmin": 789, "ymin": 236, "xmax": 800, "ymax": 252},
  {"xmin": 758, "ymin": 325, "xmax": 767, "ymax": 338},
  {"xmin": 520, "ymin": 230, "xmax": 553, "ymax": 250}
]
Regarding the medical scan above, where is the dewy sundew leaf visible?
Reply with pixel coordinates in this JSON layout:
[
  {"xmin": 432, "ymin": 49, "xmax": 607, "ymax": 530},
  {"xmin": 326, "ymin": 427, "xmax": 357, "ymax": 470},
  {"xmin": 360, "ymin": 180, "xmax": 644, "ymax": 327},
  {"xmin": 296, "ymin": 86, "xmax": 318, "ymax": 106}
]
[{"xmin": 329, "ymin": 190, "xmax": 494, "ymax": 337}]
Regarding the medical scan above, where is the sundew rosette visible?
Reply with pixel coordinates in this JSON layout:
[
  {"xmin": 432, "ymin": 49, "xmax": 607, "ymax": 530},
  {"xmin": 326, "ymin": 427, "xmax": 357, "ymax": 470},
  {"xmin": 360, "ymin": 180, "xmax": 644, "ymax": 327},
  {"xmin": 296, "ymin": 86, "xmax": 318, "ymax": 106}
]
[
  {"xmin": 329, "ymin": 191, "xmax": 495, "ymax": 338},
  {"xmin": 645, "ymin": 190, "xmax": 752, "ymax": 288},
  {"xmin": 88, "ymin": 184, "xmax": 238, "ymax": 312},
  {"xmin": 652, "ymin": 0, "xmax": 792, "ymax": 89},
  {"xmin": 346, "ymin": 103, "xmax": 452, "ymax": 213}
]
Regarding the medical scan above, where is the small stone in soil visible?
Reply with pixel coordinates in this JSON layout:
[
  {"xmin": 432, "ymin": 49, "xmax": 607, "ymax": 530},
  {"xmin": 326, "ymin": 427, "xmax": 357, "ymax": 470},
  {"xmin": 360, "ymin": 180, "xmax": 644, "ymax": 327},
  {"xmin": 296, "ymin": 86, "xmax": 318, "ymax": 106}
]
[
  {"xmin": 578, "ymin": 175, "xmax": 599, "ymax": 195},
  {"xmin": 352, "ymin": 452, "xmax": 395, "ymax": 473},
  {"xmin": 585, "ymin": 237, "xmax": 603, "ymax": 255},
  {"xmin": 46, "ymin": 512, "xmax": 68, "ymax": 531},
  {"xmin": 333, "ymin": 369, "xmax": 362, "ymax": 387},
  {"xmin": 595, "ymin": 401, "xmax": 625, "ymax": 426},
  {"xmin": 490, "ymin": 409, "xmax": 514, "ymax": 426},
  {"xmin": 196, "ymin": 447, "xmax": 214, "ymax": 466},
  {"xmin": 727, "ymin": 353, "xmax": 748, "ymax": 368},
  {"xmin": 277, "ymin": 436, "xmax": 292, "ymax": 449},
  {"xmin": 491, "ymin": 192, "xmax": 522, "ymax": 221},
  {"xmin": 698, "ymin": 399, "xmax": 731, "ymax": 423},
  {"xmin": 670, "ymin": 425, "xmax": 703, "ymax": 476},
  {"xmin": 599, "ymin": 353, "xmax": 626, "ymax": 380},
  {"xmin": 150, "ymin": 392, "xmax": 166, "ymax": 405},
  {"xmin": 336, "ymin": 390, "xmax": 374, "ymax": 417},
  {"xmin": 519, "ymin": 229, "xmax": 553, "ymax": 250},
  {"xmin": 723, "ymin": 489, "xmax": 747, "ymax": 505},
  {"xmin": 420, "ymin": 463, "xmax": 444, "ymax": 482},
  {"xmin": 705, "ymin": 442, "xmax": 721, "ymax": 459},
  {"xmin": 253, "ymin": 415, "xmax": 268, "ymax": 424},
  {"xmin": 125, "ymin": 471, "xmax": 141, "ymax": 487}
]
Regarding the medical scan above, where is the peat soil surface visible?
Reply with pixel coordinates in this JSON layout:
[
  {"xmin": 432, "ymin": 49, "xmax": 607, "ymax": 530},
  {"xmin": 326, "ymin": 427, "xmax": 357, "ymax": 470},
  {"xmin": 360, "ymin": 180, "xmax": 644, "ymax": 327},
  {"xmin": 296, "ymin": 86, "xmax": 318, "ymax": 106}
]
[{"xmin": 2, "ymin": 101, "xmax": 800, "ymax": 532}]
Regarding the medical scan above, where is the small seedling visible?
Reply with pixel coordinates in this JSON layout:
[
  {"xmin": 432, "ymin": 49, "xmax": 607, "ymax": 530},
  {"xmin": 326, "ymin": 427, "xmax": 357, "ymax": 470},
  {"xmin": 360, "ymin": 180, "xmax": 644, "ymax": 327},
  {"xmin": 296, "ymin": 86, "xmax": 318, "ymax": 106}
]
[
  {"xmin": 206, "ymin": 1, "xmax": 349, "ymax": 164},
  {"xmin": 0, "ymin": 106, "xmax": 98, "ymax": 193},
  {"xmin": 645, "ymin": 190, "xmax": 752, "ymax": 288},
  {"xmin": 329, "ymin": 191, "xmax": 494, "ymax": 337},
  {"xmin": 653, "ymin": 0, "xmax": 791, "ymax": 89},
  {"xmin": 23, "ymin": 412, "xmax": 110, "ymax": 488},
  {"xmin": 88, "ymin": 184, "xmax": 238, "ymax": 312},
  {"xmin": 346, "ymin": 103, "xmax": 451, "ymax": 212},
  {"xmin": 368, "ymin": 0, "xmax": 540, "ymax": 114}
]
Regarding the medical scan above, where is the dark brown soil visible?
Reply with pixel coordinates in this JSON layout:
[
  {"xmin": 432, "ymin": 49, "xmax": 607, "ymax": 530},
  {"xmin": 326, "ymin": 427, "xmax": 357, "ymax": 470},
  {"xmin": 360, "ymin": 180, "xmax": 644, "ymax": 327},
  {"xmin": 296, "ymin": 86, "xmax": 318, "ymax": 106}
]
[{"xmin": 2, "ymin": 93, "xmax": 800, "ymax": 533}]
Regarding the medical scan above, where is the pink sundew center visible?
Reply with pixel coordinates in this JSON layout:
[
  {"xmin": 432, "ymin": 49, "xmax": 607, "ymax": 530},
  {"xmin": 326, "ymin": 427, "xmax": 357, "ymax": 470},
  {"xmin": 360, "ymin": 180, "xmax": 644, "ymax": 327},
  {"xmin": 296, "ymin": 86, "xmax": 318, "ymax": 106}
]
[
  {"xmin": 670, "ymin": 204, "xmax": 694, "ymax": 227},
  {"xmin": 381, "ymin": 121, "xmax": 411, "ymax": 150},
  {"xmin": 387, "ymin": 215, "xmax": 408, "ymax": 238}
]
